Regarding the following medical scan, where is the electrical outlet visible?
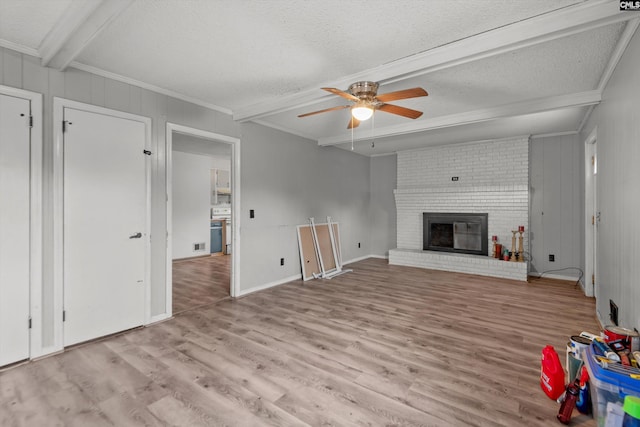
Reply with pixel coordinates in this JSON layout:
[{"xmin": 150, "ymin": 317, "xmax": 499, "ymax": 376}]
[
  {"xmin": 548, "ymin": 254, "xmax": 555, "ymax": 262},
  {"xmin": 280, "ymin": 258, "xmax": 284, "ymax": 266},
  {"xmin": 610, "ymin": 300, "xmax": 619, "ymax": 326},
  {"xmin": 451, "ymin": 177, "xmax": 459, "ymax": 181}
]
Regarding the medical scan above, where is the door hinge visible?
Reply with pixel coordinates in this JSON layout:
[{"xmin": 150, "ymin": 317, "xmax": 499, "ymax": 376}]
[
  {"xmin": 592, "ymin": 215, "xmax": 595, "ymax": 225},
  {"xmin": 28, "ymin": 317, "xmax": 32, "ymax": 329},
  {"xmin": 143, "ymin": 150, "xmax": 152, "ymax": 156},
  {"xmin": 591, "ymin": 156, "xmax": 595, "ymax": 166},
  {"xmin": 63, "ymin": 310, "xmax": 66, "ymax": 322},
  {"xmin": 29, "ymin": 115, "xmax": 33, "ymax": 128},
  {"xmin": 592, "ymin": 274, "xmax": 595, "ymax": 285}
]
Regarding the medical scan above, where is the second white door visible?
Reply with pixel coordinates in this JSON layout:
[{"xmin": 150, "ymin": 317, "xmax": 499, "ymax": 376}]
[{"xmin": 63, "ymin": 106, "xmax": 147, "ymax": 346}]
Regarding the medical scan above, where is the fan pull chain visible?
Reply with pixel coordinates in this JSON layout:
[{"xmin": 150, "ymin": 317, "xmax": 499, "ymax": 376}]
[
  {"xmin": 371, "ymin": 112, "xmax": 375, "ymax": 148},
  {"xmin": 351, "ymin": 117, "xmax": 354, "ymax": 151}
]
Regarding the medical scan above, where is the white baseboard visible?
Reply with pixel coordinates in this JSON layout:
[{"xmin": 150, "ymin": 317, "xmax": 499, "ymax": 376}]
[
  {"xmin": 528, "ymin": 272, "xmax": 581, "ymax": 282},
  {"xmin": 237, "ymin": 273, "xmax": 302, "ymax": 298},
  {"xmin": 236, "ymin": 255, "xmax": 388, "ymax": 298},
  {"xmin": 147, "ymin": 313, "xmax": 172, "ymax": 325},
  {"xmin": 343, "ymin": 254, "xmax": 387, "ymax": 264}
]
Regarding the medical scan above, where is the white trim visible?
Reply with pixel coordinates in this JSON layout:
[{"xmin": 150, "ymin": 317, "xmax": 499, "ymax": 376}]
[
  {"xmin": 166, "ymin": 123, "xmax": 241, "ymax": 306},
  {"xmin": 531, "ymin": 131, "xmax": 579, "ymax": 139},
  {"xmin": 39, "ymin": 0, "xmax": 134, "ymax": 70},
  {"xmin": 318, "ymin": 91, "xmax": 601, "ymax": 146},
  {"xmin": 584, "ymin": 127, "xmax": 598, "ymax": 299},
  {"xmin": 0, "ymin": 40, "xmax": 39, "ymax": 57},
  {"xmin": 234, "ymin": 0, "xmax": 626, "ymax": 122},
  {"xmin": 578, "ymin": 104, "xmax": 597, "ymax": 134},
  {"xmin": 528, "ymin": 272, "xmax": 582, "ymax": 282},
  {"xmin": 367, "ymin": 254, "xmax": 389, "ymax": 260},
  {"xmin": 149, "ymin": 313, "xmax": 172, "ymax": 324},
  {"xmin": 53, "ymin": 98, "xmax": 152, "ymax": 352},
  {"xmin": 343, "ymin": 254, "xmax": 375, "ymax": 265},
  {"xmin": 70, "ymin": 62, "xmax": 232, "ymax": 115},
  {"xmin": 236, "ymin": 274, "xmax": 302, "ymax": 298},
  {"xmin": 0, "ymin": 85, "xmax": 44, "ymax": 359},
  {"xmin": 597, "ymin": 18, "xmax": 640, "ymax": 93}
]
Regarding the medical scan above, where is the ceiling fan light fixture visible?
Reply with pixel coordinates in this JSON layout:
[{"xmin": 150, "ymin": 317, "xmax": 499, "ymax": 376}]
[{"xmin": 351, "ymin": 104, "xmax": 374, "ymax": 121}]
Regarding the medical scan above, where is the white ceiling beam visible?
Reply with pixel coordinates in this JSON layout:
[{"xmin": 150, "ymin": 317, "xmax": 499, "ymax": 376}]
[
  {"xmin": 597, "ymin": 18, "xmax": 640, "ymax": 92},
  {"xmin": 318, "ymin": 90, "xmax": 602, "ymax": 146},
  {"xmin": 39, "ymin": 0, "xmax": 134, "ymax": 71},
  {"xmin": 234, "ymin": 0, "xmax": 629, "ymax": 123}
]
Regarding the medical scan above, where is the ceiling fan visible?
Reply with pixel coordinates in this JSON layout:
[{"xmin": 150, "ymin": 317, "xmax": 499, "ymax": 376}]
[{"xmin": 298, "ymin": 81, "xmax": 428, "ymax": 129}]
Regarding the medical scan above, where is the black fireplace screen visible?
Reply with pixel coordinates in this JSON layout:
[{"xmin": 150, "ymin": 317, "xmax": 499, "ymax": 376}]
[{"xmin": 423, "ymin": 213, "xmax": 488, "ymax": 255}]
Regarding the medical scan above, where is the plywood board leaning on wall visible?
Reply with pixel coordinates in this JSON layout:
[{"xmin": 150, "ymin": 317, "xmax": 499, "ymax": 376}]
[{"xmin": 297, "ymin": 221, "xmax": 342, "ymax": 281}]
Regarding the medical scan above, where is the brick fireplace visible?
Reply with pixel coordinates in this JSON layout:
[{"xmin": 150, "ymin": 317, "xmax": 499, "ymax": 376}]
[{"xmin": 389, "ymin": 136, "xmax": 530, "ymax": 281}]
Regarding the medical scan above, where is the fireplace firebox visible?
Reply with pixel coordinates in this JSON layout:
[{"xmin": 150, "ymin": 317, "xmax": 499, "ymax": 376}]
[{"xmin": 423, "ymin": 213, "xmax": 488, "ymax": 256}]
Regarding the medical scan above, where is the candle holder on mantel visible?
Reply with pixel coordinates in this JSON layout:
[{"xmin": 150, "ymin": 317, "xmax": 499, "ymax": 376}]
[
  {"xmin": 518, "ymin": 227, "xmax": 525, "ymax": 262},
  {"xmin": 491, "ymin": 235, "xmax": 498, "ymax": 258},
  {"xmin": 510, "ymin": 230, "xmax": 517, "ymax": 262}
]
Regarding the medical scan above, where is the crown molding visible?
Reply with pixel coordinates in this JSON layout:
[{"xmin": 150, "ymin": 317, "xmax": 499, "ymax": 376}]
[
  {"xmin": 234, "ymin": 0, "xmax": 627, "ymax": 123},
  {"xmin": 318, "ymin": 91, "xmax": 601, "ymax": 146},
  {"xmin": 531, "ymin": 131, "xmax": 579, "ymax": 139},
  {"xmin": 0, "ymin": 39, "xmax": 39, "ymax": 57},
  {"xmin": 69, "ymin": 62, "xmax": 232, "ymax": 115}
]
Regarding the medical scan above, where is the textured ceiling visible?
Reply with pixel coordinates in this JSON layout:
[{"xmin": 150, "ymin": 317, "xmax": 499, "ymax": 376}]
[
  {"xmin": 76, "ymin": 0, "xmax": 584, "ymax": 110},
  {"xmin": 0, "ymin": 0, "xmax": 73, "ymax": 49},
  {"xmin": 0, "ymin": 0, "xmax": 635, "ymax": 155}
]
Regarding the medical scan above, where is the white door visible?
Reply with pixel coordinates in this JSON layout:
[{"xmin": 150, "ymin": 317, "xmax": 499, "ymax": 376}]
[
  {"xmin": 63, "ymin": 107, "xmax": 147, "ymax": 346},
  {"xmin": 0, "ymin": 94, "xmax": 31, "ymax": 366}
]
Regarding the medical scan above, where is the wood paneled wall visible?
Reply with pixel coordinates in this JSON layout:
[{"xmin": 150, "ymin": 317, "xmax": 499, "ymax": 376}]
[
  {"xmin": 0, "ymin": 47, "xmax": 239, "ymax": 350},
  {"xmin": 580, "ymin": 27, "xmax": 640, "ymax": 329}
]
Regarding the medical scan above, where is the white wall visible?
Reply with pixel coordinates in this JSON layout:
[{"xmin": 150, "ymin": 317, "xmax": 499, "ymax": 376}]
[
  {"xmin": 580, "ymin": 27, "xmax": 640, "ymax": 329},
  {"xmin": 172, "ymin": 151, "xmax": 211, "ymax": 259},
  {"xmin": 529, "ymin": 134, "xmax": 582, "ymax": 279},
  {"xmin": 369, "ymin": 155, "xmax": 397, "ymax": 257},
  {"xmin": 239, "ymin": 123, "xmax": 371, "ymax": 293}
]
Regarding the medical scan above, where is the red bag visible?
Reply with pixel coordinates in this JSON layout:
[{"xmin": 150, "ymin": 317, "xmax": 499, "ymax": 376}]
[{"xmin": 540, "ymin": 345, "xmax": 565, "ymax": 400}]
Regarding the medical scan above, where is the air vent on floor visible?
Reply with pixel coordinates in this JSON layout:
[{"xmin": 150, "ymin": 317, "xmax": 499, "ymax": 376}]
[{"xmin": 194, "ymin": 242, "xmax": 206, "ymax": 251}]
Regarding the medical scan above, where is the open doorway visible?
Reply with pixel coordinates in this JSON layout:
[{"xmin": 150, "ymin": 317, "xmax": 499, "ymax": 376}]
[{"xmin": 166, "ymin": 124, "xmax": 240, "ymax": 315}]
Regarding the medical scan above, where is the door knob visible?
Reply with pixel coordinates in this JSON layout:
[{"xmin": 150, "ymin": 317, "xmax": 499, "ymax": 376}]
[{"xmin": 129, "ymin": 232, "xmax": 142, "ymax": 239}]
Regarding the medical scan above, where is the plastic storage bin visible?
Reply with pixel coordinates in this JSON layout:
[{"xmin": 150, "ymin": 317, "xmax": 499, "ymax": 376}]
[{"xmin": 584, "ymin": 345, "xmax": 640, "ymax": 426}]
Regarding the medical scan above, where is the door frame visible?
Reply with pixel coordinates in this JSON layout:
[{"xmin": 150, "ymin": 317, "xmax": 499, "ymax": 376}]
[
  {"xmin": 166, "ymin": 123, "xmax": 241, "ymax": 308},
  {"xmin": 53, "ymin": 98, "xmax": 152, "ymax": 350},
  {"xmin": 0, "ymin": 85, "xmax": 43, "ymax": 360},
  {"xmin": 584, "ymin": 126, "xmax": 597, "ymax": 298}
]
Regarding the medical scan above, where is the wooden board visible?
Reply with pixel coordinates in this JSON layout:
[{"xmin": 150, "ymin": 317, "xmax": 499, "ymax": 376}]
[
  {"xmin": 297, "ymin": 225, "xmax": 320, "ymax": 281},
  {"xmin": 297, "ymin": 222, "xmax": 342, "ymax": 281}
]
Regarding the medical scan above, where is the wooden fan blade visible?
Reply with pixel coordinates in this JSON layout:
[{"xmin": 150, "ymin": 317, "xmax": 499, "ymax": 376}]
[
  {"xmin": 377, "ymin": 103, "xmax": 423, "ymax": 119},
  {"xmin": 298, "ymin": 105, "xmax": 350, "ymax": 118},
  {"xmin": 376, "ymin": 87, "xmax": 428, "ymax": 103},
  {"xmin": 347, "ymin": 116, "xmax": 360, "ymax": 129},
  {"xmin": 323, "ymin": 87, "xmax": 360, "ymax": 102}
]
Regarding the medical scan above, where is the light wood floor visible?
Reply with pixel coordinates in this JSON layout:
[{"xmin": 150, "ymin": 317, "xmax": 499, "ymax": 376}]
[
  {"xmin": 1, "ymin": 258, "xmax": 598, "ymax": 426},
  {"xmin": 172, "ymin": 255, "xmax": 231, "ymax": 314}
]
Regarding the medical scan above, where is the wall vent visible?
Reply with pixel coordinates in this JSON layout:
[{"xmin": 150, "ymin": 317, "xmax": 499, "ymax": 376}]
[{"xmin": 194, "ymin": 242, "xmax": 206, "ymax": 251}]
